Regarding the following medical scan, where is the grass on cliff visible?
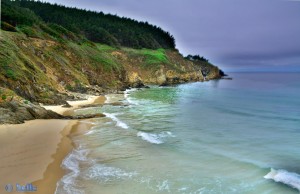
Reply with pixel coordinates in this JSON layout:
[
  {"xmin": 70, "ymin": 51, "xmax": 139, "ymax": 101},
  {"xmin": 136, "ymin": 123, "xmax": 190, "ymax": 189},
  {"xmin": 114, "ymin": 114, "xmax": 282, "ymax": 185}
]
[
  {"xmin": 141, "ymin": 48, "xmax": 169, "ymax": 64},
  {"xmin": 96, "ymin": 44, "xmax": 116, "ymax": 52},
  {"xmin": 124, "ymin": 48, "xmax": 169, "ymax": 69},
  {"xmin": 0, "ymin": 87, "xmax": 21, "ymax": 103},
  {"xmin": 67, "ymin": 42, "xmax": 121, "ymax": 72},
  {"xmin": 0, "ymin": 34, "xmax": 20, "ymax": 80},
  {"xmin": 16, "ymin": 23, "xmax": 86, "ymax": 44}
]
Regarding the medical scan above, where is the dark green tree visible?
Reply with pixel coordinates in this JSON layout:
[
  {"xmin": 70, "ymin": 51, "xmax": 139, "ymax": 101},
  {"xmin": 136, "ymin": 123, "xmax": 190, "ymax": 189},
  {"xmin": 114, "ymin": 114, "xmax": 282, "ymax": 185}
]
[{"xmin": 1, "ymin": 0, "xmax": 176, "ymax": 49}]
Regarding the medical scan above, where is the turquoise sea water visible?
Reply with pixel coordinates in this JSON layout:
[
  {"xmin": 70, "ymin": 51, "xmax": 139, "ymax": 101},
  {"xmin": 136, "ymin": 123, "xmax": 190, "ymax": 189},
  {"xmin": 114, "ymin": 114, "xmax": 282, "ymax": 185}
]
[{"xmin": 56, "ymin": 73, "xmax": 300, "ymax": 194}]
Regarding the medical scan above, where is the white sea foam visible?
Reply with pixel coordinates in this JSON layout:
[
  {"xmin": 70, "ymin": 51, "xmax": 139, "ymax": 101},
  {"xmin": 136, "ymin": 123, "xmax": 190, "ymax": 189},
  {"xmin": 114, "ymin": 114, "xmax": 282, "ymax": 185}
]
[
  {"xmin": 83, "ymin": 164, "xmax": 137, "ymax": 182},
  {"xmin": 104, "ymin": 112, "xmax": 129, "ymax": 129},
  {"xmin": 105, "ymin": 94, "xmax": 124, "ymax": 103},
  {"xmin": 124, "ymin": 89, "xmax": 139, "ymax": 105},
  {"xmin": 55, "ymin": 148, "xmax": 89, "ymax": 194},
  {"xmin": 84, "ymin": 126, "xmax": 99, "ymax": 135},
  {"xmin": 159, "ymin": 131, "xmax": 176, "ymax": 138},
  {"xmin": 124, "ymin": 93, "xmax": 129, "ymax": 98},
  {"xmin": 178, "ymin": 187, "xmax": 188, "ymax": 191},
  {"xmin": 264, "ymin": 168, "xmax": 300, "ymax": 191},
  {"xmin": 157, "ymin": 180, "xmax": 170, "ymax": 192},
  {"xmin": 137, "ymin": 132, "xmax": 163, "ymax": 144},
  {"xmin": 85, "ymin": 130, "xmax": 96, "ymax": 135},
  {"xmin": 137, "ymin": 131, "xmax": 175, "ymax": 144},
  {"xmin": 127, "ymin": 97, "xmax": 139, "ymax": 105},
  {"xmin": 124, "ymin": 88, "xmax": 137, "ymax": 96},
  {"xmin": 124, "ymin": 89, "xmax": 130, "ymax": 98},
  {"xmin": 104, "ymin": 95, "xmax": 111, "ymax": 103}
]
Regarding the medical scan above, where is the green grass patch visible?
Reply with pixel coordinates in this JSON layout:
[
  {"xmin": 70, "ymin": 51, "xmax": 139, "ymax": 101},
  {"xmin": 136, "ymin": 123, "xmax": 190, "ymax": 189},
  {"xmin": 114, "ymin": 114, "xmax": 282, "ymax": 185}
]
[
  {"xmin": 90, "ymin": 53, "xmax": 120, "ymax": 72},
  {"xmin": 78, "ymin": 43, "xmax": 121, "ymax": 72},
  {"xmin": 96, "ymin": 43, "xmax": 116, "ymax": 52},
  {"xmin": 5, "ymin": 69, "xmax": 16, "ymax": 80},
  {"xmin": 124, "ymin": 48, "xmax": 169, "ymax": 70},
  {"xmin": 17, "ymin": 25, "xmax": 42, "ymax": 38},
  {"xmin": 0, "ymin": 36, "xmax": 19, "ymax": 80},
  {"xmin": 65, "ymin": 84, "xmax": 73, "ymax": 91},
  {"xmin": 39, "ymin": 24, "xmax": 61, "ymax": 39},
  {"xmin": 1, "ymin": 94, "xmax": 7, "ymax": 101},
  {"xmin": 141, "ymin": 48, "xmax": 169, "ymax": 64}
]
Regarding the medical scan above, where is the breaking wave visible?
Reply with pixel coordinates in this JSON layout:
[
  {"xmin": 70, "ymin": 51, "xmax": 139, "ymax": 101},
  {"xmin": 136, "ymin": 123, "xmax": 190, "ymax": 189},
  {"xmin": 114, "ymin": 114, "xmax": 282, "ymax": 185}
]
[
  {"xmin": 264, "ymin": 168, "xmax": 300, "ymax": 191},
  {"xmin": 104, "ymin": 112, "xmax": 129, "ymax": 129},
  {"xmin": 137, "ymin": 131, "xmax": 175, "ymax": 144},
  {"xmin": 55, "ymin": 148, "xmax": 90, "ymax": 194}
]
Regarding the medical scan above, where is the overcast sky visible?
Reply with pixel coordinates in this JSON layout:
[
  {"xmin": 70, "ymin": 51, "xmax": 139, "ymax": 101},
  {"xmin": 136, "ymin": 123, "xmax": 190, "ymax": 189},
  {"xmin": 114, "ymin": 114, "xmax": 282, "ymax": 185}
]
[{"xmin": 43, "ymin": 0, "xmax": 300, "ymax": 72}]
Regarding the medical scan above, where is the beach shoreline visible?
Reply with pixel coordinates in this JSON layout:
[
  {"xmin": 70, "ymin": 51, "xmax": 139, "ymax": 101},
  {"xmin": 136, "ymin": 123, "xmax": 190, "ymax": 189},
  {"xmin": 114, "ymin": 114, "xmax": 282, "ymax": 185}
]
[
  {"xmin": 0, "ymin": 95, "xmax": 106, "ymax": 194},
  {"xmin": 42, "ymin": 95, "xmax": 106, "ymax": 116}
]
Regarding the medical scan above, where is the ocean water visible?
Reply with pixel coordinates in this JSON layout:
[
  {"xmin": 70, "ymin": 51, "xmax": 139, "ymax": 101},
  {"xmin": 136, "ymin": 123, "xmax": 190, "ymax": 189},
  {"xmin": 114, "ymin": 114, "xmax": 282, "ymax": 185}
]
[{"xmin": 56, "ymin": 73, "xmax": 300, "ymax": 194}]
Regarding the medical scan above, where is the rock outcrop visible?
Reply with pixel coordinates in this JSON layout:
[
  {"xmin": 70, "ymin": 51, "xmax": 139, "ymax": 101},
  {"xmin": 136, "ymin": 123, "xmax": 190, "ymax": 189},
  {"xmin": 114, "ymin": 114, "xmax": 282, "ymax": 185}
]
[
  {"xmin": 0, "ymin": 101, "xmax": 64, "ymax": 124},
  {"xmin": 0, "ymin": 101, "xmax": 106, "ymax": 124}
]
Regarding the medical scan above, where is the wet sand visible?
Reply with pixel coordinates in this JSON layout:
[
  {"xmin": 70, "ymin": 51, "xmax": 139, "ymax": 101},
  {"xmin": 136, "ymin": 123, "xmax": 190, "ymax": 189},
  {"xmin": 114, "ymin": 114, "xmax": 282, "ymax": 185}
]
[
  {"xmin": 0, "ymin": 120, "xmax": 75, "ymax": 194},
  {"xmin": 30, "ymin": 120, "xmax": 92, "ymax": 194},
  {"xmin": 0, "ymin": 96, "xmax": 106, "ymax": 194}
]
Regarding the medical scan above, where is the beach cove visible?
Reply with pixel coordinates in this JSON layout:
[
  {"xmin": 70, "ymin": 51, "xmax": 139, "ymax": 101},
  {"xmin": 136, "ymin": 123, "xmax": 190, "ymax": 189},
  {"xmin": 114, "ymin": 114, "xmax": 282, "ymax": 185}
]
[
  {"xmin": 0, "ymin": 96, "xmax": 105, "ymax": 194},
  {"xmin": 0, "ymin": 73, "xmax": 299, "ymax": 194},
  {"xmin": 54, "ymin": 73, "xmax": 300, "ymax": 194}
]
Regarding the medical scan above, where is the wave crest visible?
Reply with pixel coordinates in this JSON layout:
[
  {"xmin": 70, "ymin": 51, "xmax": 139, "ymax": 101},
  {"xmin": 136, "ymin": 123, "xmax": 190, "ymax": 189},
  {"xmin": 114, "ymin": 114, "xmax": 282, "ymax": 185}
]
[
  {"xmin": 83, "ymin": 164, "xmax": 137, "ymax": 182},
  {"xmin": 264, "ymin": 168, "xmax": 300, "ymax": 191},
  {"xmin": 55, "ymin": 148, "xmax": 89, "ymax": 194},
  {"xmin": 137, "ymin": 131, "xmax": 175, "ymax": 144},
  {"xmin": 104, "ymin": 113, "xmax": 129, "ymax": 129}
]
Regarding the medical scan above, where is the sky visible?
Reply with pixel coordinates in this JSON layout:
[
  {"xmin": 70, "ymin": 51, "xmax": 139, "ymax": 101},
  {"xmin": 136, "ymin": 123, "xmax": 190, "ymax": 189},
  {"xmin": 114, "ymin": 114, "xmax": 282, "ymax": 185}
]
[{"xmin": 42, "ymin": 0, "xmax": 300, "ymax": 72}]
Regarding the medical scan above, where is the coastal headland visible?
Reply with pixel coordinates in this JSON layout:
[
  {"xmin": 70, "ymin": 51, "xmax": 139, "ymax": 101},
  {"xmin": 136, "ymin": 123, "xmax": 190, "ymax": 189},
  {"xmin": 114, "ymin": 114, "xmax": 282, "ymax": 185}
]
[{"xmin": 0, "ymin": 1, "xmax": 225, "ymax": 193}]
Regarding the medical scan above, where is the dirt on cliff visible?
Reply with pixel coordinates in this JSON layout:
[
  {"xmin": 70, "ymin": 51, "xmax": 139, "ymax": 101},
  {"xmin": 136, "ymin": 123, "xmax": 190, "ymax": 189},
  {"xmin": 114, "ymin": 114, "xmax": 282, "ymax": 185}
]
[{"xmin": 0, "ymin": 30, "xmax": 222, "ymax": 105}]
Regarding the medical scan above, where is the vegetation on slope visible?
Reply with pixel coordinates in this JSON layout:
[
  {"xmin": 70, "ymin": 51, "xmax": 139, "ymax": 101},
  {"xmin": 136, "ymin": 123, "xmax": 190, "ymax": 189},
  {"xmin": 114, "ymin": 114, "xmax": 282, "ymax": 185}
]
[
  {"xmin": 1, "ymin": 0, "xmax": 175, "ymax": 49},
  {"xmin": 0, "ymin": 0, "xmax": 222, "ymax": 105}
]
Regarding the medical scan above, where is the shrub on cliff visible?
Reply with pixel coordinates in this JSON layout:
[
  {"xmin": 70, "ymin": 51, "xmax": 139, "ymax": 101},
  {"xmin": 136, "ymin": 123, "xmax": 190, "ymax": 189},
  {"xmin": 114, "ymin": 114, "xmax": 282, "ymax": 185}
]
[
  {"xmin": 1, "ymin": 94, "xmax": 7, "ymax": 101},
  {"xmin": 185, "ymin": 55, "xmax": 209, "ymax": 62}
]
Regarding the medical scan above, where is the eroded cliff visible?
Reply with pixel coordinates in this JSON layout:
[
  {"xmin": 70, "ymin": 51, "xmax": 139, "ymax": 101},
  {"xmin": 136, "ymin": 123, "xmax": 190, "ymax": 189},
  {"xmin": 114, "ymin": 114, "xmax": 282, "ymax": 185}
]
[{"xmin": 0, "ymin": 30, "xmax": 222, "ymax": 105}]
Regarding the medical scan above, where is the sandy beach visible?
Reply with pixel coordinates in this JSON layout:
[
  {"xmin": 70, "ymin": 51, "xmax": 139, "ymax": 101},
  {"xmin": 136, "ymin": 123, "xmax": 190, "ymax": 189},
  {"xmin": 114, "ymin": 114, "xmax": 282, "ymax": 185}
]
[
  {"xmin": 43, "ymin": 95, "xmax": 106, "ymax": 116},
  {"xmin": 0, "ymin": 96, "xmax": 105, "ymax": 194}
]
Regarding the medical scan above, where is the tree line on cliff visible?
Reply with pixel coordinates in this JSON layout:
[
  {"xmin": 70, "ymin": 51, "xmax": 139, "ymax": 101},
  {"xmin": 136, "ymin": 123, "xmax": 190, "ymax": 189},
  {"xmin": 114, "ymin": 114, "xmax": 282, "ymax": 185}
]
[{"xmin": 1, "ymin": 0, "xmax": 176, "ymax": 49}]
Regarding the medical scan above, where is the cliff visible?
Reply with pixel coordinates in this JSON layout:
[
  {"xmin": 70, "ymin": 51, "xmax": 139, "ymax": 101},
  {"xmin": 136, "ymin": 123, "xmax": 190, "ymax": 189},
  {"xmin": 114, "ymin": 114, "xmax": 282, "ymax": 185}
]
[
  {"xmin": 0, "ymin": 30, "xmax": 222, "ymax": 106},
  {"xmin": 0, "ymin": 0, "xmax": 223, "ymax": 124}
]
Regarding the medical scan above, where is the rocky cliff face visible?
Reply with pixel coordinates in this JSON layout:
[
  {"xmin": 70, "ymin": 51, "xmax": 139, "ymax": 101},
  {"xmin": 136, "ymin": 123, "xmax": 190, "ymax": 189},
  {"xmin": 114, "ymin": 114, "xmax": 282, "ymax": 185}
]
[
  {"xmin": 0, "ymin": 30, "xmax": 222, "ymax": 105},
  {"xmin": 114, "ymin": 49, "xmax": 221, "ymax": 87}
]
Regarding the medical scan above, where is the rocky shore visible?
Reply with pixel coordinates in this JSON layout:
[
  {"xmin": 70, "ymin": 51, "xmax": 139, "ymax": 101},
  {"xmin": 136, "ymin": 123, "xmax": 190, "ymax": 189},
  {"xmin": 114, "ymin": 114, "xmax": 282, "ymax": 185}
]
[
  {"xmin": 0, "ymin": 89, "xmax": 109, "ymax": 194},
  {"xmin": 0, "ymin": 100, "xmax": 107, "ymax": 124},
  {"xmin": 0, "ymin": 30, "xmax": 225, "ymax": 125},
  {"xmin": 0, "ymin": 72, "xmax": 225, "ymax": 124}
]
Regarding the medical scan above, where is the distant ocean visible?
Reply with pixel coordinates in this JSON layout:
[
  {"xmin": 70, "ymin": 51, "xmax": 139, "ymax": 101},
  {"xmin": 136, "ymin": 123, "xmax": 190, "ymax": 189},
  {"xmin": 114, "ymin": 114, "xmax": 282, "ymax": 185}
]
[{"xmin": 55, "ymin": 73, "xmax": 300, "ymax": 194}]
